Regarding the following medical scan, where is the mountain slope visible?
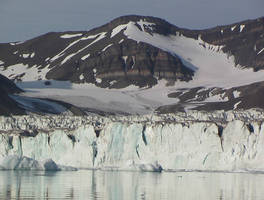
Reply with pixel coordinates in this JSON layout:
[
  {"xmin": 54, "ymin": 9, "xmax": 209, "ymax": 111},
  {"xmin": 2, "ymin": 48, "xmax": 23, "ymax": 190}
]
[
  {"xmin": 0, "ymin": 74, "xmax": 25, "ymax": 115},
  {"xmin": 0, "ymin": 15, "xmax": 264, "ymax": 114}
]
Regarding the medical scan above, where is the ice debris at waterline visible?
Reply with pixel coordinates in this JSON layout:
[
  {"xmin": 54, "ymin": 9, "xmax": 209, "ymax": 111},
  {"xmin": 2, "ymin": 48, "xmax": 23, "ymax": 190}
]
[
  {"xmin": 1, "ymin": 109, "xmax": 264, "ymax": 172},
  {"xmin": 0, "ymin": 155, "xmax": 77, "ymax": 171}
]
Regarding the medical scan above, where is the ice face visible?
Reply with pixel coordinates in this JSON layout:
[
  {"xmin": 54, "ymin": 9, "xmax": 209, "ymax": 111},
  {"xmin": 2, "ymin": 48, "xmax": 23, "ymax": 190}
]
[{"xmin": 1, "ymin": 110, "xmax": 264, "ymax": 172}]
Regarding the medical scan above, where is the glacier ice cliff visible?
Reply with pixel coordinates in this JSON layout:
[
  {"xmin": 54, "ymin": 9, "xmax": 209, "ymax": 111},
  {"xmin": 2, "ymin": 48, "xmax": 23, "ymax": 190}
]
[{"xmin": 0, "ymin": 109, "xmax": 264, "ymax": 172}]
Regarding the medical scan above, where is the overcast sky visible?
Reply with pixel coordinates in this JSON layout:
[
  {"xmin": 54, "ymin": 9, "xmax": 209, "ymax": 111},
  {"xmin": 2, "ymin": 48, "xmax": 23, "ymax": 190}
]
[{"xmin": 0, "ymin": 0, "xmax": 263, "ymax": 43}]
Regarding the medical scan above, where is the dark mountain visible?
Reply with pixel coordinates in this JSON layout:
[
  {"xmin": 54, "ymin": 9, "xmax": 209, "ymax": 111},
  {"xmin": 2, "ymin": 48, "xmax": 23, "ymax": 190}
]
[
  {"xmin": 0, "ymin": 74, "xmax": 25, "ymax": 115},
  {"xmin": 0, "ymin": 15, "xmax": 263, "ymax": 114}
]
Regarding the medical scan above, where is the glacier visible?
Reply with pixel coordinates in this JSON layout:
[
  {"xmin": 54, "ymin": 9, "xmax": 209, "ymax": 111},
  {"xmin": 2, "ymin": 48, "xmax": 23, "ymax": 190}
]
[{"xmin": 1, "ymin": 109, "xmax": 264, "ymax": 172}]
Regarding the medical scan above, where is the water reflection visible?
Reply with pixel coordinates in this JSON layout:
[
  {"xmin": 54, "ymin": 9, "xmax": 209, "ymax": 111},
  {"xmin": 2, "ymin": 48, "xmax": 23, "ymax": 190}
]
[{"xmin": 0, "ymin": 170, "xmax": 264, "ymax": 199}]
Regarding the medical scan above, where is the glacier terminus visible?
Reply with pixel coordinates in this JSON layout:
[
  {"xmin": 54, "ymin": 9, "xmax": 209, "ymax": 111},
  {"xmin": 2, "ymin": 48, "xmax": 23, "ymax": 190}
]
[{"xmin": 1, "ymin": 109, "xmax": 264, "ymax": 173}]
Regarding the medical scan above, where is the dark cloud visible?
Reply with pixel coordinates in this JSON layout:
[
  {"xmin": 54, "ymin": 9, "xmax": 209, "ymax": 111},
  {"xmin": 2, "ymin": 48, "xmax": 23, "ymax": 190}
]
[{"xmin": 0, "ymin": 0, "xmax": 262, "ymax": 42}]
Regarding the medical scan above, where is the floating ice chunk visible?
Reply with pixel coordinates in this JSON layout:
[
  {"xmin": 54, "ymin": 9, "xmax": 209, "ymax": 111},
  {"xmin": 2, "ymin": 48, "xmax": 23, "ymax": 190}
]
[
  {"xmin": 0, "ymin": 60, "xmax": 4, "ymax": 65},
  {"xmin": 60, "ymin": 33, "xmax": 83, "ymax": 39},
  {"xmin": 0, "ymin": 155, "xmax": 41, "ymax": 170},
  {"xmin": 0, "ymin": 155, "xmax": 77, "ymax": 171},
  {"xmin": 30, "ymin": 52, "xmax": 35, "ymax": 58},
  {"xmin": 134, "ymin": 162, "xmax": 163, "ymax": 172},
  {"xmin": 42, "ymin": 159, "xmax": 59, "ymax": 171},
  {"xmin": 119, "ymin": 39, "xmax": 124, "ymax": 43}
]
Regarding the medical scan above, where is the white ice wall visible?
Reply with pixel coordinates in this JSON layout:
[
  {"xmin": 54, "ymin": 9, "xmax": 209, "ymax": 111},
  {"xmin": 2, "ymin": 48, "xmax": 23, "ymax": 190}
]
[{"xmin": 1, "ymin": 111, "xmax": 264, "ymax": 172}]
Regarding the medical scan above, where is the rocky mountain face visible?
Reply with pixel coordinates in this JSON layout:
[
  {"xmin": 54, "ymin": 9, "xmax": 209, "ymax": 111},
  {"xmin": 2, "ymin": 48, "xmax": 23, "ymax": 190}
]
[
  {"xmin": 0, "ymin": 16, "xmax": 195, "ymax": 88},
  {"xmin": 0, "ymin": 15, "xmax": 264, "ymax": 114},
  {"xmin": 0, "ymin": 74, "xmax": 25, "ymax": 115}
]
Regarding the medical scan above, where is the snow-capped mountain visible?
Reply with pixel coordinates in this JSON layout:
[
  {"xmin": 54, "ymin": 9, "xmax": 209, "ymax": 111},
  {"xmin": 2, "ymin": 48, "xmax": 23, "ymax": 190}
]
[{"xmin": 0, "ymin": 15, "xmax": 264, "ymax": 114}]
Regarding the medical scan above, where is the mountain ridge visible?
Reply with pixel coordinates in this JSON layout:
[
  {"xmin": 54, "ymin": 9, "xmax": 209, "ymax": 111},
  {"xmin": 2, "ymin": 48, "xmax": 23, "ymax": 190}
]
[{"xmin": 0, "ymin": 15, "xmax": 264, "ymax": 114}]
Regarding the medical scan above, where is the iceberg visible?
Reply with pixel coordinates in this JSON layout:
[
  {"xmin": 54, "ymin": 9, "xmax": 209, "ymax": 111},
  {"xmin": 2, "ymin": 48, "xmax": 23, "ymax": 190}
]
[{"xmin": 0, "ymin": 155, "xmax": 76, "ymax": 171}]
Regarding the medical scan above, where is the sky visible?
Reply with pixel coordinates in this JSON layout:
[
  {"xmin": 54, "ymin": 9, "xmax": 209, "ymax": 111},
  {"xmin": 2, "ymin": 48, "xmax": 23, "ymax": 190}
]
[{"xmin": 0, "ymin": 0, "xmax": 263, "ymax": 43}]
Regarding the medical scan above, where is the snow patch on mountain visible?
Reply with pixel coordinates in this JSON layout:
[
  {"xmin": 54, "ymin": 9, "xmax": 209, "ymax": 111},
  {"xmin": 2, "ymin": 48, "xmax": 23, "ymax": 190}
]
[
  {"xmin": 96, "ymin": 78, "xmax": 102, "ymax": 83},
  {"xmin": 233, "ymin": 90, "xmax": 241, "ymax": 98},
  {"xmin": 60, "ymin": 33, "xmax": 83, "ymax": 39},
  {"xmin": 79, "ymin": 74, "xmax": 84, "ymax": 80},
  {"xmin": 240, "ymin": 25, "xmax": 245, "ymax": 32},
  {"xmin": 102, "ymin": 44, "xmax": 113, "ymax": 52},
  {"xmin": 61, "ymin": 53, "xmax": 76, "ymax": 65},
  {"xmin": 22, "ymin": 54, "xmax": 30, "ymax": 59},
  {"xmin": 234, "ymin": 101, "xmax": 241, "ymax": 109},
  {"xmin": 257, "ymin": 48, "xmax": 264, "ymax": 55},
  {"xmin": 0, "ymin": 64, "xmax": 47, "ymax": 81},
  {"xmin": 51, "ymin": 32, "xmax": 107, "ymax": 65},
  {"xmin": 111, "ymin": 24, "xmax": 128, "ymax": 38},
  {"xmin": 122, "ymin": 56, "xmax": 128, "ymax": 64},
  {"xmin": 201, "ymin": 93, "xmax": 228, "ymax": 103},
  {"xmin": 81, "ymin": 54, "xmax": 90, "ymax": 60},
  {"xmin": 120, "ymin": 20, "xmax": 264, "ymax": 88},
  {"xmin": 231, "ymin": 25, "xmax": 237, "ymax": 31}
]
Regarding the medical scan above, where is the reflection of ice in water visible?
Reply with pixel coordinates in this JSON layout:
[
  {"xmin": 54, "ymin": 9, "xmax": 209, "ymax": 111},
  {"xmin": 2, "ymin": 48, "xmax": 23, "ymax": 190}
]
[{"xmin": 0, "ymin": 170, "xmax": 263, "ymax": 200}]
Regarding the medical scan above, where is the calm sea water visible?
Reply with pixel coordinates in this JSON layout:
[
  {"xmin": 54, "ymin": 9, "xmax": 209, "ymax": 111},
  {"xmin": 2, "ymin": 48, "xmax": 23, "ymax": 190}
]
[{"xmin": 0, "ymin": 170, "xmax": 264, "ymax": 200}]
